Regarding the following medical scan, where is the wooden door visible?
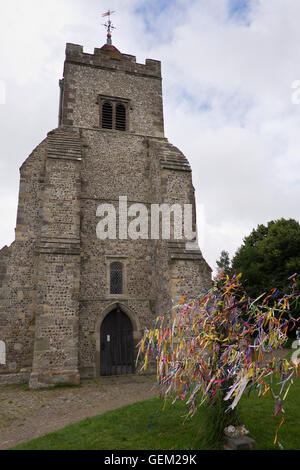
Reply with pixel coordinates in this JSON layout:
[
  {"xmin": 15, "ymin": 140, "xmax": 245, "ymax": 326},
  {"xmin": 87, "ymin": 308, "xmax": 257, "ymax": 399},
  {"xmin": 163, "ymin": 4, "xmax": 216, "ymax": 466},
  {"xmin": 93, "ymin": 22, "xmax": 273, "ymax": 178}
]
[{"xmin": 100, "ymin": 308, "xmax": 134, "ymax": 376}]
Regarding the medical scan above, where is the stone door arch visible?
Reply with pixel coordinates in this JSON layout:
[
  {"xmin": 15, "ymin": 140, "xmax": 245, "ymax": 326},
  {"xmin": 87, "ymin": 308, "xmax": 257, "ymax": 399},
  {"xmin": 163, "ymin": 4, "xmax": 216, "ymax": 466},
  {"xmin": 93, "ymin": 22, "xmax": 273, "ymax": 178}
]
[
  {"xmin": 95, "ymin": 302, "xmax": 141, "ymax": 377},
  {"xmin": 100, "ymin": 307, "xmax": 133, "ymax": 376}
]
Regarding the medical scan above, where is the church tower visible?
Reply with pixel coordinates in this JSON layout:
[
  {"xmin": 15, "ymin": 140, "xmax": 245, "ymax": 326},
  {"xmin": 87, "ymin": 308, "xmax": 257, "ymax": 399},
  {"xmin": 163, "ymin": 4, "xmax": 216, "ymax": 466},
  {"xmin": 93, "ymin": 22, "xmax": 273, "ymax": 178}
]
[{"xmin": 0, "ymin": 23, "xmax": 211, "ymax": 388}]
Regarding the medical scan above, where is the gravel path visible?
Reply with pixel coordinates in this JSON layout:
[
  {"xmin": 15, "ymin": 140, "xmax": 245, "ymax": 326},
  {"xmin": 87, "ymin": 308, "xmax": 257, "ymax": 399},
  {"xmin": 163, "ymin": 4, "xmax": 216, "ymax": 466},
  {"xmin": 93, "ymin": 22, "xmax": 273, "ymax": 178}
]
[{"xmin": 0, "ymin": 374, "xmax": 156, "ymax": 450}]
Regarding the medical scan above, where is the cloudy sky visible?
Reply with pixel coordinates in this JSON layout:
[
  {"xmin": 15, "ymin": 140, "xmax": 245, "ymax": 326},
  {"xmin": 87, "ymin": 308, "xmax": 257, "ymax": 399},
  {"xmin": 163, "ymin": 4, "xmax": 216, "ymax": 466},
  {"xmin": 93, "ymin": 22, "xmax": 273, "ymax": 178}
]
[{"xmin": 0, "ymin": 0, "xmax": 299, "ymax": 272}]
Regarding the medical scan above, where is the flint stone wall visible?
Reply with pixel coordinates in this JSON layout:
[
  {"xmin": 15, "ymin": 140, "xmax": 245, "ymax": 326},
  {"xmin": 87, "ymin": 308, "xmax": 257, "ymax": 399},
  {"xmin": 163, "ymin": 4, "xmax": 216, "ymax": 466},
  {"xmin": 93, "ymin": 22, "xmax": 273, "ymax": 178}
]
[{"xmin": 0, "ymin": 42, "xmax": 212, "ymax": 387}]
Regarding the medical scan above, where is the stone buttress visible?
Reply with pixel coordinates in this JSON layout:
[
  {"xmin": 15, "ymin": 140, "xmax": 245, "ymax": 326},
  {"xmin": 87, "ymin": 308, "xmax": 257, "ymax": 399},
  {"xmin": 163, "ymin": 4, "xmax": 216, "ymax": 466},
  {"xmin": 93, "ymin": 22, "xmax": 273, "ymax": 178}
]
[{"xmin": 29, "ymin": 127, "xmax": 82, "ymax": 387}]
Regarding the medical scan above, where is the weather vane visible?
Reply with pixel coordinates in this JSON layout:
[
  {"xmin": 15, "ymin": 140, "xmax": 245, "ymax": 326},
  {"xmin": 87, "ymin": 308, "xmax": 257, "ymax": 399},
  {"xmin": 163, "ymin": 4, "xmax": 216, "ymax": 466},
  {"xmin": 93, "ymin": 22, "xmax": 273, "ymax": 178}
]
[{"xmin": 102, "ymin": 10, "xmax": 116, "ymax": 45}]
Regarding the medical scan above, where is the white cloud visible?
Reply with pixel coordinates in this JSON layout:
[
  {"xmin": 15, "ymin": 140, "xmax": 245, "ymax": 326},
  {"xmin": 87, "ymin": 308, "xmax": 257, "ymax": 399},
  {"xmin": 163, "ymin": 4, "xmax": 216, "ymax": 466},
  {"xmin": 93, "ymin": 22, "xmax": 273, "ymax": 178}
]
[
  {"xmin": 154, "ymin": 0, "xmax": 300, "ymax": 270},
  {"xmin": 0, "ymin": 0, "xmax": 299, "ymax": 272}
]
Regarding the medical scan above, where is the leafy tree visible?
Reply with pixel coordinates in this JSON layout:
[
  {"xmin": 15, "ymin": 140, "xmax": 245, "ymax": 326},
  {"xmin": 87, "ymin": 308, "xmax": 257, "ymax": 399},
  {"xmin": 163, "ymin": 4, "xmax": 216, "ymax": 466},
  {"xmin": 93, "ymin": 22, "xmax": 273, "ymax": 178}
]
[
  {"xmin": 216, "ymin": 250, "xmax": 231, "ymax": 275},
  {"xmin": 232, "ymin": 218, "xmax": 300, "ymax": 302}
]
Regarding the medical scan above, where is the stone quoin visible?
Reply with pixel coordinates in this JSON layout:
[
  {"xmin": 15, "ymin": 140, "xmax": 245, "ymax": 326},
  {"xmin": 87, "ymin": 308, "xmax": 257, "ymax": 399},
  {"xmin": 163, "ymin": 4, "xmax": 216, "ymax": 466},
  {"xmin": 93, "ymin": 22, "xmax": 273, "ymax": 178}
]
[{"xmin": 0, "ymin": 33, "xmax": 212, "ymax": 388}]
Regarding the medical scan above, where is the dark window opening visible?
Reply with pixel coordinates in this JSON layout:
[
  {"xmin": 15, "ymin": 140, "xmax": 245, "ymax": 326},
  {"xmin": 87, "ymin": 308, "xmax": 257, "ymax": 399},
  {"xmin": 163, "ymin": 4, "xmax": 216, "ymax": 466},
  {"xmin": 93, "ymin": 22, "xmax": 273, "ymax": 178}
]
[
  {"xmin": 116, "ymin": 104, "xmax": 126, "ymax": 131},
  {"xmin": 110, "ymin": 262, "xmax": 123, "ymax": 294},
  {"xmin": 102, "ymin": 102, "xmax": 113, "ymax": 129}
]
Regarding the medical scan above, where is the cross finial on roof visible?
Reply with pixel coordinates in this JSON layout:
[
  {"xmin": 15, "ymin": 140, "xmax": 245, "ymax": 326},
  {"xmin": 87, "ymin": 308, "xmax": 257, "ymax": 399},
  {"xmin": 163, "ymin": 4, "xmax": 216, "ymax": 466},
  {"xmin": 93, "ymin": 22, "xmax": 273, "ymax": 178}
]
[{"xmin": 102, "ymin": 10, "xmax": 116, "ymax": 45}]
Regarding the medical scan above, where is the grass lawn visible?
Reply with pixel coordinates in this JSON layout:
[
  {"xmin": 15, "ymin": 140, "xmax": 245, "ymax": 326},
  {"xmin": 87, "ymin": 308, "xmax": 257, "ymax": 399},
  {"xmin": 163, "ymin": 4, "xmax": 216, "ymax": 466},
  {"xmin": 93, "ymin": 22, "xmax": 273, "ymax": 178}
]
[
  {"xmin": 11, "ymin": 369, "xmax": 300, "ymax": 451},
  {"xmin": 239, "ymin": 366, "xmax": 300, "ymax": 449}
]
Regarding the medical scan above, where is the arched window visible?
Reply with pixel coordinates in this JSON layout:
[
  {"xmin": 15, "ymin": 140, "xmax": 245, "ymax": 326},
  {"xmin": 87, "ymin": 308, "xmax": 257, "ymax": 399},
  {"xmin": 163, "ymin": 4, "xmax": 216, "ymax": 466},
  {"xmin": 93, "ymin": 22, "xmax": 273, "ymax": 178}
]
[
  {"xmin": 0, "ymin": 341, "xmax": 5, "ymax": 365},
  {"xmin": 98, "ymin": 96, "xmax": 129, "ymax": 131},
  {"xmin": 102, "ymin": 102, "xmax": 113, "ymax": 129},
  {"xmin": 110, "ymin": 262, "xmax": 123, "ymax": 294},
  {"xmin": 115, "ymin": 104, "xmax": 126, "ymax": 131}
]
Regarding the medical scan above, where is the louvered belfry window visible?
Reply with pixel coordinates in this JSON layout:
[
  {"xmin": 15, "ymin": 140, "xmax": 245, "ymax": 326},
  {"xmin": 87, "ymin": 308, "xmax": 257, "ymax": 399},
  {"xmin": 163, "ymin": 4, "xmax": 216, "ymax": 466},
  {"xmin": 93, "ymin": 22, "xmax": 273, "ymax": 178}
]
[
  {"xmin": 110, "ymin": 262, "xmax": 123, "ymax": 295},
  {"xmin": 99, "ymin": 96, "xmax": 128, "ymax": 131},
  {"xmin": 102, "ymin": 102, "xmax": 113, "ymax": 129},
  {"xmin": 116, "ymin": 104, "xmax": 126, "ymax": 131}
]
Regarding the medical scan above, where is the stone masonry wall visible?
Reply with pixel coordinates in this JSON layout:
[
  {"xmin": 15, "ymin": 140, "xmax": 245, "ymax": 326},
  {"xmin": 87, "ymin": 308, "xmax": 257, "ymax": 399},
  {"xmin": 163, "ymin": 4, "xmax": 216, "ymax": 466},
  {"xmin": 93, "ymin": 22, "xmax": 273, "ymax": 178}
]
[
  {"xmin": 78, "ymin": 129, "xmax": 166, "ymax": 377},
  {"xmin": 0, "ymin": 139, "xmax": 48, "ymax": 380},
  {"xmin": 29, "ymin": 127, "xmax": 82, "ymax": 388},
  {"xmin": 77, "ymin": 127, "xmax": 211, "ymax": 378},
  {"xmin": 0, "ymin": 40, "xmax": 212, "ymax": 386},
  {"xmin": 62, "ymin": 43, "xmax": 164, "ymax": 138}
]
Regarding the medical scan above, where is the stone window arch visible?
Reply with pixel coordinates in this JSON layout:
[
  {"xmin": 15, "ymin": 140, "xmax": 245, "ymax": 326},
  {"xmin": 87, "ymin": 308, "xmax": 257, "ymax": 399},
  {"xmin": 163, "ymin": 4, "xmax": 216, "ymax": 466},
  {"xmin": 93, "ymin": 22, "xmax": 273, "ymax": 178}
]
[
  {"xmin": 0, "ymin": 341, "xmax": 6, "ymax": 365},
  {"xmin": 110, "ymin": 262, "xmax": 123, "ymax": 295}
]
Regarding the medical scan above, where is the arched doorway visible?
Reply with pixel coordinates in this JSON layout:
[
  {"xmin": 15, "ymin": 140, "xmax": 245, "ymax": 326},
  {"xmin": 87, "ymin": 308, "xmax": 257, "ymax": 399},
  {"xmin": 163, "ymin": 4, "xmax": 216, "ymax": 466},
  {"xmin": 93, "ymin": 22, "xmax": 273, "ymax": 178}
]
[{"xmin": 100, "ymin": 307, "xmax": 134, "ymax": 376}]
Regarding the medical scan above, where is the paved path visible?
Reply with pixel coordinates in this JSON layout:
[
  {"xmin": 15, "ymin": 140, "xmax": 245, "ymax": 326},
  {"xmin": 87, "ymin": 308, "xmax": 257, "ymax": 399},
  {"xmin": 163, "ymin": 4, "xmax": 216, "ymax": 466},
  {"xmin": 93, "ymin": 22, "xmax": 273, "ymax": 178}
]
[{"xmin": 0, "ymin": 375, "xmax": 156, "ymax": 450}]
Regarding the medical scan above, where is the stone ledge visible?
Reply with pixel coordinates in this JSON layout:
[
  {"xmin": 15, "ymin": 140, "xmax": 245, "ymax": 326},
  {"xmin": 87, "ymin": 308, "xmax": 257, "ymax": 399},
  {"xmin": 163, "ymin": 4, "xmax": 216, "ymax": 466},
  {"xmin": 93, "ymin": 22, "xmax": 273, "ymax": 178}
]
[
  {"xmin": 29, "ymin": 370, "xmax": 80, "ymax": 389},
  {"xmin": 47, "ymin": 154, "xmax": 82, "ymax": 161},
  {"xmin": 37, "ymin": 248, "xmax": 81, "ymax": 255},
  {"xmin": 0, "ymin": 371, "xmax": 31, "ymax": 385},
  {"xmin": 170, "ymin": 253, "xmax": 204, "ymax": 260},
  {"xmin": 224, "ymin": 436, "xmax": 256, "ymax": 450},
  {"xmin": 161, "ymin": 164, "xmax": 192, "ymax": 172}
]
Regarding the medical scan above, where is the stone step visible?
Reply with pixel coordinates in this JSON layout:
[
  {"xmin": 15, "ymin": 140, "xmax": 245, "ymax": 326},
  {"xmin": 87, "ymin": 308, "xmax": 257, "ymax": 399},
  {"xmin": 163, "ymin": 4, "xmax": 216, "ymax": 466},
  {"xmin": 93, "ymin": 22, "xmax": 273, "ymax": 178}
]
[
  {"xmin": 153, "ymin": 141, "xmax": 191, "ymax": 171},
  {"xmin": 47, "ymin": 151, "xmax": 82, "ymax": 157},
  {"xmin": 160, "ymin": 146, "xmax": 181, "ymax": 152},
  {"xmin": 48, "ymin": 138, "xmax": 81, "ymax": 145},
  {"xmin": 48, "ymin": 129, "xmax": 80, "ymax": 135},
  {"xmin": 161, "ymin": 164, "xmax": 191, "ymax": 172},
  {"xmin": 162, "ymin": 159, "xmax": 190, "ymax": 166},
  {"xmin": 167, "ymin": 242, "xmax": 201, "ymax": 254},
  {"xmin": 168, "ymin": 245, "xmax": 201, "ymax": 253},
  {"xmin": 168, "ymin": 245, "xmax": 201, "ymax": 251},
  {"xmin": 48, "ymin": 143, "xmax": 82, "ymax": 149},
  {"xmin": 161, "ymin": 154, "xmax": 183, "ymax": 159},
  {"xmin": 167, "ymin": 241, "xmax": 194, "ymax": 247},
  {"xmin": 159, "ymin": 153, "xmax": 190, "ymax": 163},
  {"xmin": 47, "ymin": 154, "xmax": 82, "ymax": 161},
  {"xmin": 160, "ymin": 152, "xmax": 185, "ymax": 159},
  {"xmin": 170, "ymin": 250, "xmax": 202, "ymax": 256},
  {"xmin": 48, "ymin": 133, "xmax": 81, "ymax": 140},
  {"xmin": 48, "ymin": 140, "xmax": 82, "ymax": 146},
  {"xmin": 160, "ymin": 146, "xmax": 182, "ymax": 154},
  {"xmin": 48, "ymin": 146, "xmax": 82, "ymax": 152},
  {"xmin": 48, "ymin": 149, "xmax": 81, "ymax": 158},
  {"xmin": 161, "ymin": 155, "xmax": 189, "ymax": 161},
  {"xmin": 170, "ymin": 253, "xmax": 203, "ymax": 260}
]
